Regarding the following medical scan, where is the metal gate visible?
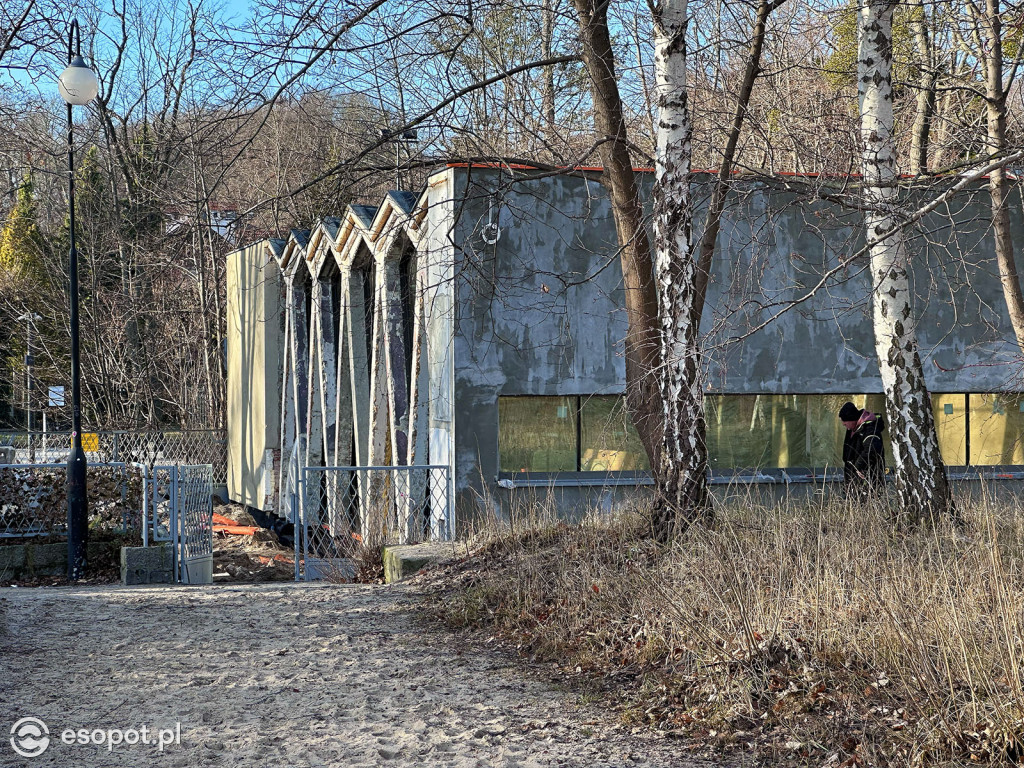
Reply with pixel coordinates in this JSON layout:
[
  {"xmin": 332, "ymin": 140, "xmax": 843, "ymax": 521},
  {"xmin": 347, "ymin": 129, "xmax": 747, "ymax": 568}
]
[
  {"xmin": 293, "ymin": 465, "xmax": 452, "ymax": 581},
  {"xmin": 135, "ymin": 463, "xmax": 214, "ymax": 584}
]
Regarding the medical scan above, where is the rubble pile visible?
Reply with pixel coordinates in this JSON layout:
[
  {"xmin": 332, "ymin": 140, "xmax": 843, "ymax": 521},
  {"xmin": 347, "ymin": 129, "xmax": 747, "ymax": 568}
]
[
  {"xmin": 0, "ymin": 466, "xmax": 141, "ymax": 538},
  {"xmin": 212, "ymin": 503, "xmax": 294, "ymax": 582}
]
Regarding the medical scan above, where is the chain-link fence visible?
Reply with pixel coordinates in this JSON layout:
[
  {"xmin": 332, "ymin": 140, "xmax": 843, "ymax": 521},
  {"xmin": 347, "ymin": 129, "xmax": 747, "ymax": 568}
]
[
  {"xmin": 0, "ymin": 462, "xmax": 140, "ymax": 538},
  {"xmin": 0, "ymin": 430, "xmax": 226, "ymax": 486},
  {"xmin": 295, "ymin": 465, "xmax": 452, "ymax": 580}
]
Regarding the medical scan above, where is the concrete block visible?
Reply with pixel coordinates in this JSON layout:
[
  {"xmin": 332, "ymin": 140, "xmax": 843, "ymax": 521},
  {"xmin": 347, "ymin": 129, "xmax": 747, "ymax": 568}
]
[
  {"xmin": 121, "ymin": 544, "xmax": 174, "ymax": 586},
  {"xmin": 382, "ymin": 543, "xmax": 454, "ymax": 584},
  {"xmin": 0, "ymin": 545, "xmax": 27, "ymax": 579}
]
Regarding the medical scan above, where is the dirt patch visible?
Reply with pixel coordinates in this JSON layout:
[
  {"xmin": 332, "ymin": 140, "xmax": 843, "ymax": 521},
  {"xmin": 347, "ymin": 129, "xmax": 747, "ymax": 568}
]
[{"xmin": 0, "ymin": 583, "xmax": 715, "ymax": 767}]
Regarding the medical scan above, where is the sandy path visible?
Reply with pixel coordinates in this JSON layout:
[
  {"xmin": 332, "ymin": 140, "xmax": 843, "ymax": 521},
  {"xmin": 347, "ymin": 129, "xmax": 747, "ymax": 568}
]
[{"xmin": 0, "ymin": 583, "xmax": 705, "ymax": 767}]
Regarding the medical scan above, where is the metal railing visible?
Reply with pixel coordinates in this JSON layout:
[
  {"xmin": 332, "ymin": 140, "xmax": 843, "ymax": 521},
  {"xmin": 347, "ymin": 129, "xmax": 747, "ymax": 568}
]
[
  {"xmin": 294, "ymin": 465, "xmax": 452, "ymax": 580},
  {"xmin": 0, "ymin": 462, "xmax": 138, "ymax": 538},
  {"xmin": 133, "ymin": 463, "xmax": 214, "ymax": 584},
  {"xmin": 0, "ymin": 430, "xmax": 227, "ymax": 486}
]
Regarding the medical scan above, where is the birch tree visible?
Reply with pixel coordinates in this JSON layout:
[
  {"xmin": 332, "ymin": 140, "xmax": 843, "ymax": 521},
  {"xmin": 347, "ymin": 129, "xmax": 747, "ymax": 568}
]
[
  {"xmin": 572, "ymin": 0, "xmax": 784, "ymax": 537},
  {"xmin": 857, "ymin": 0, "xmax": 952, "ymax": 520},
  {"xmin": 649, "ymin": 0, "xmax": 711, "ymax": 536}
]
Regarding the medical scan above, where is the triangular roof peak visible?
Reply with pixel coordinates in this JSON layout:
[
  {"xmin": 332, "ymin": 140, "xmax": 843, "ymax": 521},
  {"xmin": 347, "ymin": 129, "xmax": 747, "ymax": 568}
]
[{"xmin": 280, "ymin": 229, "xmax": 312, "ymax": 277}]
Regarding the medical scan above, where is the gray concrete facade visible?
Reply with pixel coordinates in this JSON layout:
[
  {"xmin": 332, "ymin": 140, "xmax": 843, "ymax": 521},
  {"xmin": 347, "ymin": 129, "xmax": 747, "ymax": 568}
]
[{"xmin": 227, "ymin": 165, "xmax": 1024, "ymax": 534}]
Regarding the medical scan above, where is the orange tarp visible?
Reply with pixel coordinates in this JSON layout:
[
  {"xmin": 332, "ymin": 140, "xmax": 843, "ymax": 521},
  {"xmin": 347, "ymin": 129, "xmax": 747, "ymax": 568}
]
[{"xmin": 212, "ymin": 512, "xmax": 260, "ymax": 535}]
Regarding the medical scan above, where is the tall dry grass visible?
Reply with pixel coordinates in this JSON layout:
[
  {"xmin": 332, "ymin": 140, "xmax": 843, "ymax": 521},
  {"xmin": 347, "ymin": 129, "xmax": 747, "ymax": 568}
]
[{"xmin": 428, "ymin": 487, "xmax": 1024, "ymax": 766}]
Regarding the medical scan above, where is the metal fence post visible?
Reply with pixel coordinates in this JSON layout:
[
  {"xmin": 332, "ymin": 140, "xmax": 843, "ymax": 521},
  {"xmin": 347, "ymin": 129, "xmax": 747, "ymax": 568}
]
[
  {"xmin": 171, "ymin": 467, "xmax": 180, "ymax": 582},
  {"xmin": 141, "ymin": 464, "xmax": 149, "ymax": 547},
  {"xmin": 292, "ymin": 489, "xmax": 300, "ymax": 582},
  {"xmin": 119, "ymin": 464, "xmax": 127, "ymax": 533},
  {"xmin": 297, "ymin": 467, "xmax": 307, "ymax": 582}
]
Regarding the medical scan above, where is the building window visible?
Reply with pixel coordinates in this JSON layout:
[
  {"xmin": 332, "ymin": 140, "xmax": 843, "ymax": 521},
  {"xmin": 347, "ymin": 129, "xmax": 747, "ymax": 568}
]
[
  {"xmin": 933, "ymin": 393, "xmax": 967, "ymax": 466},
  {"xmin": 704, "ymin": 394, "xmax": 894, "ymax": 470},
  {"xmin": 498, "ymin": 396, "xmax": 577, "ymax": 472},
  {"xmin": 498, "ymin": 393, "xmax": 1020, "ymax": 474},
  {"xmin": 969, "ymin": 393, "xmax": 1024, "ymax": 465},
  {"xmin": 580, "ymin": 395, "xmax": 649, "ymax": 471}
]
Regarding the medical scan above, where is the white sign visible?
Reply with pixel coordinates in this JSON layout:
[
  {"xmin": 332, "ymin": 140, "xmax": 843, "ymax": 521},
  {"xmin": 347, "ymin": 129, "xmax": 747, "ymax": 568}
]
[{"xmin": 47, "ymin": 386, "xmax": 65, "ymax": 407}]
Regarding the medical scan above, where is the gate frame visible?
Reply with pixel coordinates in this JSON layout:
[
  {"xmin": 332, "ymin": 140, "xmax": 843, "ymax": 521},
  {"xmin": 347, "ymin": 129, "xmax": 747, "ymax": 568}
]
[
  {"xmin": 294, "ymin": 464, "xmax": 453, "ymax": 581},
  {"xmin": 133, "ymin": 462, "xmax": 214, "ymax": 584}
]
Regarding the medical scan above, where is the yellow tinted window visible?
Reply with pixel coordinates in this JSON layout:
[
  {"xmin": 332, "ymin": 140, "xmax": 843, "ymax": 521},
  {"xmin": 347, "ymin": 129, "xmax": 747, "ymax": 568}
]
[
  {"xmin": 969, "ymin": 394, "xmax": 1024, "ymax": 465},
  {"xmin": 580, "ymin": 396, "xmax": 649, "ymax": 471},
  {"xmin": 498, "ymin": 396, "xmax": 577, "ymax": 472}
]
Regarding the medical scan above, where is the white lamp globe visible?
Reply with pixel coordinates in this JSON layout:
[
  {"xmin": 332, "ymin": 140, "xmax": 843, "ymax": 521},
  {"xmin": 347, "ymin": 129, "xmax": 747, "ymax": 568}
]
[{"xmin": 58, "ymin": 56, "xmax": 99, "ymax": 105}]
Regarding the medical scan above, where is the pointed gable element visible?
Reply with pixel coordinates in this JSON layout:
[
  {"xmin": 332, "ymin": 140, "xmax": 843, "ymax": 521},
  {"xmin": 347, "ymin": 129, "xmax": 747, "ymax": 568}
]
[
  {"xmin": 308, "ymin": 216, "xmax": 345, "ymax": 279},
  {"xmin": 266, "ymin": 238, "xmax": 287, "ymax": 266},
  {"xmin": 336, "ymin": 204, "xmax": 379, "ymax": 268},
  {"xmin": 370, "ymin": 190, "xmax": 418, "ymax": 260},
  {"xmin": 280, "ymin": 229, "xmax": 312, "ymax": 280}
]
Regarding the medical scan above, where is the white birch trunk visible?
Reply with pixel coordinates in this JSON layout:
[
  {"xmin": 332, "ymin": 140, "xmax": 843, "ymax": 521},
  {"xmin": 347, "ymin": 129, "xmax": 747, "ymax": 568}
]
[
  {"xmin": 858, "ymin": 0, "xmax": 952, "ymax": 520},
  {"xmin": 651, "ymin": 0, "xmax": 710, "ymax": 538}
]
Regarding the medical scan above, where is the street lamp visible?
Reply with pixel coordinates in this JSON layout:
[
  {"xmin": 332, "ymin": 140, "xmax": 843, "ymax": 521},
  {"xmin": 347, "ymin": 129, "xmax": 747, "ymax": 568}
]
[{"xmin": 58, "ymin": 19, "xmax": 98, "ymax": 581}]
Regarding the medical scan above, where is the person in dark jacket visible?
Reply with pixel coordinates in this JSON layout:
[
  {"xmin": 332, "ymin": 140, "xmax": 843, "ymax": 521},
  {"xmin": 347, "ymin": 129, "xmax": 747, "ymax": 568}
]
[{"xmin": 839, "ymin": 401, "xmax": 886, "ymax": 496}]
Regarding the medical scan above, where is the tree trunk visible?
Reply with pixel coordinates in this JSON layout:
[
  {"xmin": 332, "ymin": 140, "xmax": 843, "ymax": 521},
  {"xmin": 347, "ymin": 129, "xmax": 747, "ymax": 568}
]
[
  {"xmin": 978, "ymin": 0, "xmax": 1024, "ymax": 350},
  {"xmin": 571, "ymin": 0, "xmax": 663, "ymax": 470},
  {"xmin": 908, "ymin": 0, "xmax": 936, "ymax": 176},
  {"xmin": 858, "ymin": 0, "xmax": 952, "ymax": 521},
  {"xmin": 694, "ymin": 0, "xmax": 781, "ymax": 323},
  {"xmin": 650, "ymin": 0, "xmax": 711, "ymax": 539},
  {"xmin": 541, "ymin": 0, "xmax": 558, "ymax": 143}
]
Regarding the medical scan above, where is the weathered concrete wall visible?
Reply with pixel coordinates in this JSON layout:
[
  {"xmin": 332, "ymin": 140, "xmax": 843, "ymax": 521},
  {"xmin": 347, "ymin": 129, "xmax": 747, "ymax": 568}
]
[
  {"xmin": 703, "ymin": 183, "xmax": 1024, "ymax": 393},
  {"xmin": 226, "ymin": 166, "xmax": 1024, "ymax": 532},
  {"xmin": 447, "ymin": 168, "xmax": 1024, "ymax": 519},
  {"xmin": 422, "ymin": 174, "xmax": 456, "ymax": 518},
  {"xmin": 450, "ymin": 169, "xmax": 630, "ymax": 522},
  {"xmin": 0, "ymin": 541, "xmax": 120, "ymax": 581},
  {"xmin": 226, "ymin": 242, "xmax": 283, "ymax": 511}
]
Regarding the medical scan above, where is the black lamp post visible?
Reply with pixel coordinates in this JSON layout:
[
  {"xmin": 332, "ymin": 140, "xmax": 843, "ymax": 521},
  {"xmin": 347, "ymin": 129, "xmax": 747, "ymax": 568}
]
[{"xmin": 57, "ymin": 19, "xmax": 98, "ymax": 581}]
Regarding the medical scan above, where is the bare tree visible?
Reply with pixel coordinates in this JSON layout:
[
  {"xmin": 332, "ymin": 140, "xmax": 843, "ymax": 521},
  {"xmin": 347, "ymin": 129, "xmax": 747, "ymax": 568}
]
[
  {"xmin": 649, "ymin": 0, "xmax": 711, "ymax": 535},
  {"xmin": 973, "ymin": 0, "xmax": 1024, "ymax": 351},
  {"xmin": 857, "ymin": 0, "xmax": 952, "ymax": 520},
  {"xmin": 571, "ymin": 0, "xmax": 663, "ymax": 470}
]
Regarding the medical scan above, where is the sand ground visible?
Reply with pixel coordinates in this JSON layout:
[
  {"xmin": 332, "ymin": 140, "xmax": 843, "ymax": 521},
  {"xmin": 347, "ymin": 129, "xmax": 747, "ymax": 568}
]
[{"xmin": 0, "ymin": 582, "xmax": 706, "ymax": 767}]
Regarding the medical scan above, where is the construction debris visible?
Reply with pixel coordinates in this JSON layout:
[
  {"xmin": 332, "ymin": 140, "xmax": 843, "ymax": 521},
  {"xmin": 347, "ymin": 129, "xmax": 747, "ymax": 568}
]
[{"xmin": 211, "ymin": 502, "xmax": 294, "ymax": 582}]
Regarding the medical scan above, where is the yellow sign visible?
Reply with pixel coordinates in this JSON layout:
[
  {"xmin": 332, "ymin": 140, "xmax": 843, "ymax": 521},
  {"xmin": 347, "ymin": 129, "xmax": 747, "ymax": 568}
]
[{"xmin": 73, "ymin": 433, "xmax": 99, "ymax": 451}]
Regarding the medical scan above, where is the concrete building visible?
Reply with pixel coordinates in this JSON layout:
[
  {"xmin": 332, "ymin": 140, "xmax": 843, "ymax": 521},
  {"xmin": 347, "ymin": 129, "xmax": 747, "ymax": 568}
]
[{"xmin": 226, "ymin": 165, "xmax": 1024, "ymax": 537}]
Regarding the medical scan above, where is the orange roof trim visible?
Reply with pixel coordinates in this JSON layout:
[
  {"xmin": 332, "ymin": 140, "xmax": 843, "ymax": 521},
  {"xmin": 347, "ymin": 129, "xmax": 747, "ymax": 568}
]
[{"xmin": 443, "ymin": 162, "xmax": 953, "ymax": 180}]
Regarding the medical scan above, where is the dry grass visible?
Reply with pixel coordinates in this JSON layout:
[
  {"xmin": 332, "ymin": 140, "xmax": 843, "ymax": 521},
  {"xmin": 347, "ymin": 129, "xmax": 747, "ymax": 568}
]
[{"xmin": 425, "ymin": 487, "xmax": 1024, "ymax": 767}]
